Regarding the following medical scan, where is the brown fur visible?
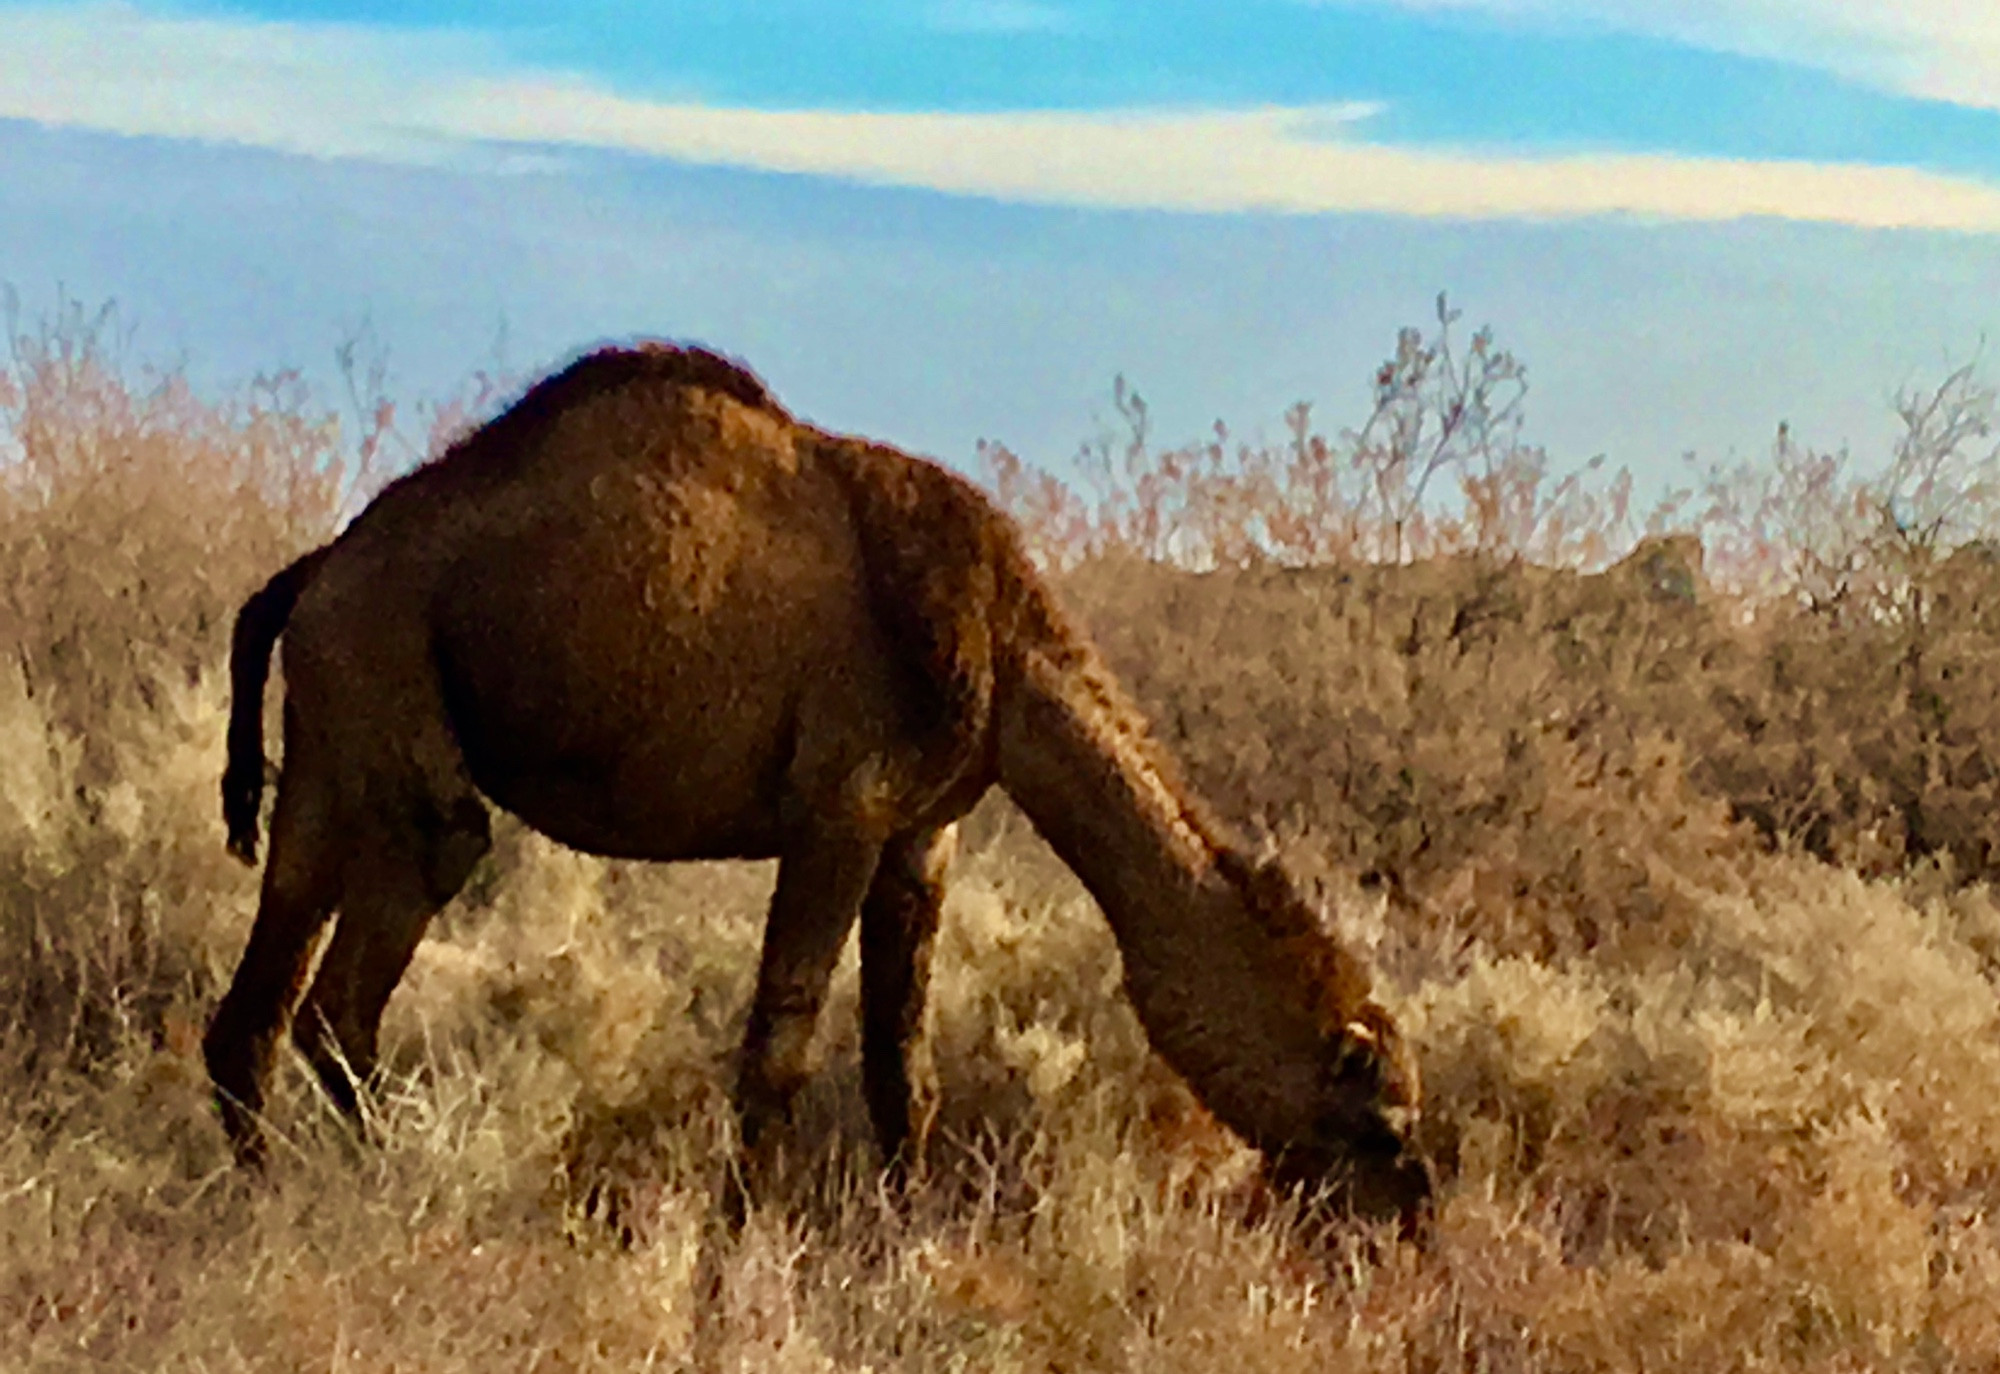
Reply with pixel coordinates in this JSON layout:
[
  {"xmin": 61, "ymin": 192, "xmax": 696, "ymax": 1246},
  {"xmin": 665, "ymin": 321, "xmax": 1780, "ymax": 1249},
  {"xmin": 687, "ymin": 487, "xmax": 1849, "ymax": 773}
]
[{"xmin": 206, "ymin": 341, "xmax": 1430, "ymax": 1229}]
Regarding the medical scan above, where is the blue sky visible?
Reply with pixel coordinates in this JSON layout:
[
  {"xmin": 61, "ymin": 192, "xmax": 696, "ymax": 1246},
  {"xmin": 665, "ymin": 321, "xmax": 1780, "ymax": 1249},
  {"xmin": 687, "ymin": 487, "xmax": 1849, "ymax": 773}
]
[{"xmin": 1, "ymin": 0, "xmax": 1998, "ymax": 493}]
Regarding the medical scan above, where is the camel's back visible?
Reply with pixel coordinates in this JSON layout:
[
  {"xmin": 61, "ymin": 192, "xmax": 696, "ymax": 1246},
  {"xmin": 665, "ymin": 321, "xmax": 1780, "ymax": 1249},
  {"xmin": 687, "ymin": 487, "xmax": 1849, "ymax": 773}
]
[{"xmin": 311, "ymin": 342, "xmax": 828, "ymax": 575}]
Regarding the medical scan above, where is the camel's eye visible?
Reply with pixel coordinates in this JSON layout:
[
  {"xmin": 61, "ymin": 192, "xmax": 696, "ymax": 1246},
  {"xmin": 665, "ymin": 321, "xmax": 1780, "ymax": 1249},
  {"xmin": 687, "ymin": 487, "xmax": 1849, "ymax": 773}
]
[{"xmin": 1335, "ymin": 1008, "xmax": 1422, "ymax": 1114}]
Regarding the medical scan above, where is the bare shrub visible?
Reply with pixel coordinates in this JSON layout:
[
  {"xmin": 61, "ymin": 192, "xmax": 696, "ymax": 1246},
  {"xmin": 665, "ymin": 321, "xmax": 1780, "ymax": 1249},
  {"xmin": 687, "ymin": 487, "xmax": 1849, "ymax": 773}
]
[
  {"xmin": 981, "ymin": 293, "xmax": 1645, "ymax": 573},
  {"xmin": 0, "ymin": 296, "xmax": 351, "ymax": 1073}
]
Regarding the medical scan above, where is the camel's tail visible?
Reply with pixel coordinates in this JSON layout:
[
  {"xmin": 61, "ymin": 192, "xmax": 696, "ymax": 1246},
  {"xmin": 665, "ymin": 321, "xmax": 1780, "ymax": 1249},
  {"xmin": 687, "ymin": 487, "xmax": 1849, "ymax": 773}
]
[{"xmin": 222, "ymin": 546, "xmax": 330, "ymax": 865}]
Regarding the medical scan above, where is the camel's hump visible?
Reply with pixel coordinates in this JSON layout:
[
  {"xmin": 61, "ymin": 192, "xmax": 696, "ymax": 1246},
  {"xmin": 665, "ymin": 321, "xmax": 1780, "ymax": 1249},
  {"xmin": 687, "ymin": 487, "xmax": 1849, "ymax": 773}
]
[{"xmin": 513, "ymin": 341, "xmax": 788, "ymax": 421}]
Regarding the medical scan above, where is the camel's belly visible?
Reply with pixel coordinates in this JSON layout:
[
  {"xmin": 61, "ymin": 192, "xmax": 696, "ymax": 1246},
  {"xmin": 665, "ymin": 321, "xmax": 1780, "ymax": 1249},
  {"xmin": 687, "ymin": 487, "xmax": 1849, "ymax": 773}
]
[
  {"xmin": 435, "ymin": 589, "xmax": 902, "ymax": 863},
  {"xmin": 477, "ymin": 766, "xmax": 788, "ymax": 862},
  {"xmin": 440, "ymin": 643, "xmax": 813, "ymax": 862}
]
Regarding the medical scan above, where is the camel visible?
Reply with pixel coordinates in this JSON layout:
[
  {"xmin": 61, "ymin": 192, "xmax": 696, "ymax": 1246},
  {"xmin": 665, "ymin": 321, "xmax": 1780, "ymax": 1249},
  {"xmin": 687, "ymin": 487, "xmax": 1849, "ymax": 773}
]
[{"xmin": 204, "ymin": 342, "xmax": 1432, "ymax": 1229}]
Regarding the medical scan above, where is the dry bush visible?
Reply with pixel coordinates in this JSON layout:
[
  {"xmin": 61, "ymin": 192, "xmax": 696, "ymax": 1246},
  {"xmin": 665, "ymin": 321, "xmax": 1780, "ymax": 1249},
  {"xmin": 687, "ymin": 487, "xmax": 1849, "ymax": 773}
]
[
  {"xmin": 0, "ymin": 297, "xmax": 353, "ymax": 1075},
  {"xmin": 1060, "ymin": 536, "xmax": 1745, "ymax": 966}
]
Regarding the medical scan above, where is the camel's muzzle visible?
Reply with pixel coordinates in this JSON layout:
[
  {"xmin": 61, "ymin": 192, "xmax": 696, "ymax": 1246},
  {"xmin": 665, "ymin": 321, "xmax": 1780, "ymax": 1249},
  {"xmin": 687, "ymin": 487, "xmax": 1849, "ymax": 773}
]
[{"xmin": 1271, "ymin": 1125, "xmax": 1436, "ymax": 1244}]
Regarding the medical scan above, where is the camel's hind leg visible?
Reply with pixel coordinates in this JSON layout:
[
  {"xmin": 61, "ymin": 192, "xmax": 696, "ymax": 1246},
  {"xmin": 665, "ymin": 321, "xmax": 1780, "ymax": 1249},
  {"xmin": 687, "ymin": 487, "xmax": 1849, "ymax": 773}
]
[
  {"xmin": 293, "ymin": 798, "xmax": 491, "ymax": 1130},
  {"xmin": 205, "ymin": 751, "xmax": 348, "ymax": 1167},
  {"xmin": 860, "ymin": 824, "xmax": 955, "ymax": 1183}
]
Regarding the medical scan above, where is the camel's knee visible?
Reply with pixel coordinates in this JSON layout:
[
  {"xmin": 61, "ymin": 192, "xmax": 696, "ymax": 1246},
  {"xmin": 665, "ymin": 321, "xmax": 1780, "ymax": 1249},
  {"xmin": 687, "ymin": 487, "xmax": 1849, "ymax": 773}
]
[
  {"xmin": 737, "ymin": 999, "xmax": 837, "ymax": 1158},
  {"xmin": 736, "ymin": 953, "xmax": 857, "ymax": 1175},
  {"xmin": 738, "ymin": 1010, "xmax": 816, "ymax": 1100}
]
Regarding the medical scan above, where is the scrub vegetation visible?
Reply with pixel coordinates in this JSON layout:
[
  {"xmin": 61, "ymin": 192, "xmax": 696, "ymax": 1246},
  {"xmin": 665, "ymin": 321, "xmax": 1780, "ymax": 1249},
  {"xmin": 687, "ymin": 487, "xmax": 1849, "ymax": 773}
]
[{"xmin": 7, "ymin": 292, "xmax": 2000, "ymax": 1370}]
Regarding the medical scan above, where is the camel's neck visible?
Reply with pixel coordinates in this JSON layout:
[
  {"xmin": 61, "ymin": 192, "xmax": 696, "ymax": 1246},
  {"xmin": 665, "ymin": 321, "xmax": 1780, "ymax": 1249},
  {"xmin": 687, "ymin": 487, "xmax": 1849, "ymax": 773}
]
[{"xmin": 994, "ymin": 650, "xmax": 1326, "ymax": 1149}]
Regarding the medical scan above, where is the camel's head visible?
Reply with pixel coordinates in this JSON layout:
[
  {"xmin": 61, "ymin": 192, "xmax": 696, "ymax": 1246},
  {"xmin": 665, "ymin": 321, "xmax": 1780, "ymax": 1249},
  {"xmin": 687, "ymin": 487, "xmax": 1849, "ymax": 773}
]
[
  {"xmin": 1219, "ymin": 851, "xmax": 1435, "ymax": 1236},
  {"xmin": 1272, "ymin": 1004, "xmax": 1434, "ymax": 1237}
]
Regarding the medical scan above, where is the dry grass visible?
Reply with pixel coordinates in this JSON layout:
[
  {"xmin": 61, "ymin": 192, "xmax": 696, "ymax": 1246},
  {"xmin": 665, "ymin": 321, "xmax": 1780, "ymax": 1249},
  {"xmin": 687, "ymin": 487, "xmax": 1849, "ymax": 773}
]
[{"xmin": 9, "ymin": 300, "xmax": 2000, "ymax": 1370}]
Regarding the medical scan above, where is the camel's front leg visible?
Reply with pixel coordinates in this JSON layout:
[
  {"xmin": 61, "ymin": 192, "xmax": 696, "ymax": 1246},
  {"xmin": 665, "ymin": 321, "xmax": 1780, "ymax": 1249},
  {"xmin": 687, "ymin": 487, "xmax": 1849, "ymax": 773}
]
[
  {"xmin": 859, "ymin": 824, "xmax": 955, "ymax": 1184},
  {"xmin": 735, "ymin": 826, "xmax": 884, "ymax": 1163}
]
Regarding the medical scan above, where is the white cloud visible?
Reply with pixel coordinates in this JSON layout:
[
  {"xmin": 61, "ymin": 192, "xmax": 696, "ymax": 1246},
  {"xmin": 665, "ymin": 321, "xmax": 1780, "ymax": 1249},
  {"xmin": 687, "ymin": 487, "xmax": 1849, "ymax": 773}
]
[
  {"xmin": 1347, "ymin": 1, "xmax": 2000, "ymax": 111},
  {"xmin": 4, "ymin": 3, "xmax": 2000, "ymax": 230}
]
